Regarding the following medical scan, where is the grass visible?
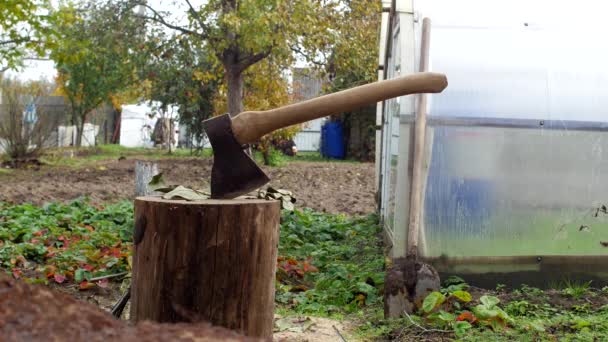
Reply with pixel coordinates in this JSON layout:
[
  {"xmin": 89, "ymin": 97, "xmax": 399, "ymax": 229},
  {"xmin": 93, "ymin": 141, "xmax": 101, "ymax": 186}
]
[
  {"xmin": 287, "ymin": 151, "xmax": 362, "ymax": 163},
  {"xmin": 40, "ymin": 144, "xmax": 210, "ymax": 168},
  {"xmin": 2, "ymin": 145, "xmax": 362, "ymax": 171},
  {"xmin": 252, "ymin": 149, "xmax": 364, "ymax": 167}
]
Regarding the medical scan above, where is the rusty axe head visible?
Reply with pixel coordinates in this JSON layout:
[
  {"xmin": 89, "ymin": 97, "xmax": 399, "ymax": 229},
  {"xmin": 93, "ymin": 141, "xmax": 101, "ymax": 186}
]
[{"xmin": 202, "ymin": 113, "xmax": 269, "ymax": 199}]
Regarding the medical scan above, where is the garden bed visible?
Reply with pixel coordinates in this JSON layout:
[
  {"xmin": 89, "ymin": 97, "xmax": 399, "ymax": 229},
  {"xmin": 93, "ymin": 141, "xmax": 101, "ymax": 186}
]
[
  {"xmin": 2, "ymin": 199, "xmax": 607, "ymax": 341},
  {"xmin": 0, "ymin": 151, "xmax": 375, "ymax": 215}
]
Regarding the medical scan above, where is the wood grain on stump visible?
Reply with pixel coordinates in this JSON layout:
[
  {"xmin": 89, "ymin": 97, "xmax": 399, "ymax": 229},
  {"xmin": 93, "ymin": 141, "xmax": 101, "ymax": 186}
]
[{"xmin": 131, "ymin": 197, "xmax": 280, "ymax": 338}]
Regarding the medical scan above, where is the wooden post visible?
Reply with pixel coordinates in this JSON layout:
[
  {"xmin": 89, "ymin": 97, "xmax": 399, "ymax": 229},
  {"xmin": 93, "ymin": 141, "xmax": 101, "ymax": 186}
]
[
  {"xmin": 134, "ymin": 161, "xmax": 159, "ymax": 197},
  {"xmin": 131, "ymin": 197, "xmax": 280, "ymax": 339}
]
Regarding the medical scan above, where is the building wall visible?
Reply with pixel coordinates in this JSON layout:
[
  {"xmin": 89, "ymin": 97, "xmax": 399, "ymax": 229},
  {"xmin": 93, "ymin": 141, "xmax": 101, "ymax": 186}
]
[{"xmin": 291, "ymin": 68, "xmax": 325, "ymax": 152}]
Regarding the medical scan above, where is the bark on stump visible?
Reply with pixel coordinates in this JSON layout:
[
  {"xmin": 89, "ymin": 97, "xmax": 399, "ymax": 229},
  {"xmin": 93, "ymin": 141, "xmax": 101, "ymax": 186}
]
[{"xmin": 131, "ymin": 197, "xmax": 280, "ymax": 339}]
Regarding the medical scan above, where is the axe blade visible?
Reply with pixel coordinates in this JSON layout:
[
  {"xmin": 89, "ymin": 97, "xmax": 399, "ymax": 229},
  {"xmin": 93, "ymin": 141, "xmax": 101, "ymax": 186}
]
[{"xmin": 203, "ymin": 114, "xmax": 270, "ymax": 199}]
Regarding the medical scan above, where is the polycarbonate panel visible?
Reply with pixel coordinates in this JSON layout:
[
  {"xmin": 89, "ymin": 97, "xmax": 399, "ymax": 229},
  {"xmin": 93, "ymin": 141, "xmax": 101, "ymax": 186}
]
[
  {"xmin": 380, "ymin": 22, "xmax": 402, "ymax": 231},
  {"xmin": 428, "ymin": 26, "xmax": 608, "ymax": 122},
  {"xmin": 383, "ymin": 95, "xmax": 401, "ymax": 231},
  {"xmin": 422, "ymin": 122, "xmax": 608, "ymax": 257}
]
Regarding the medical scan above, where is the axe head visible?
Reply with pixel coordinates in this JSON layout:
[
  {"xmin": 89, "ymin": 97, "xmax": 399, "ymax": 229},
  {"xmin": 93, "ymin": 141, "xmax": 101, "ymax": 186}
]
[{"xmin": 202, "ymin": 114, "xmax": 270, "ymax": 199}]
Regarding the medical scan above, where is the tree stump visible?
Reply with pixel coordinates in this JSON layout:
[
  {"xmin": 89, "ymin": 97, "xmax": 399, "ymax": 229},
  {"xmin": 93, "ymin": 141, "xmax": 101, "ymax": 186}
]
[{"xmin": 131, "ymin": 197, "xmax": 280, "ymax": 339}]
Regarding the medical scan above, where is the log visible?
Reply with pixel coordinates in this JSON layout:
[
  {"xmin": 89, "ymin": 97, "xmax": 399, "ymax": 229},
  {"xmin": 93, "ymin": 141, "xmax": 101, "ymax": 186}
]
[{"xmin": 131, "ymin": 197, "xmax": 280, "ymax": 339}]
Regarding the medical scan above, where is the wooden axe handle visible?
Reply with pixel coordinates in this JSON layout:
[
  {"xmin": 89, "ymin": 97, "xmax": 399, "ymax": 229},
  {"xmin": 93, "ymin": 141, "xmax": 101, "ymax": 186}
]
[{"xmin": 231, "ymin": 71, "xmax": 447, "ymax": 144}]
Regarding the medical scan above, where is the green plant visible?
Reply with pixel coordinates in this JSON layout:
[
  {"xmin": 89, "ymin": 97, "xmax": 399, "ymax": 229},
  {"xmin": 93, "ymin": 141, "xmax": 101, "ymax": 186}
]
[
  {"xmin": 275, "ymin": 209, "xmax": 384, "ymax": 315},
  {"xmin": 561, "ymin": 280, "xmax": 592, "ymax": 299},
  {"xmin": 473, "ymin": 295, "xmax": 514, "ymax": 330},
  {"xmin": 258, "ymin": 146, "xmax": 286, "ymax": 167},
  {"xmin": 420, "ymin": 288, "xmax": 475, "ymax": 337},
  {"xmin": 505, "ymin": 300, "xmax": 535, "ymax": 317},
  {"xmin": 0, "ymin": 199, "xmax": 133, "ymax": 289},
  {"xmin": 520, "ymin": 284, "xmax": 545, "ymax": 297}
]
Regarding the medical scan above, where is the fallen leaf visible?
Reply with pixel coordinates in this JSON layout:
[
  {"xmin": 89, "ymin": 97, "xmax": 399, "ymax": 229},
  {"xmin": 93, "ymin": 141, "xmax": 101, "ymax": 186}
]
[
  {"xmin": 53, "ymin": 274, "xmax": 66, "ymax": 284},
  {"xmin": 96, "ymin": 278, "xmax": 109, "ymax": 288},
  {"xmin": 33, "ymin": 229, "xmax": 47, "ymax": 237},
  {"xmin": 600, "ymin": 241, "xmax": 608, "ymax": 247},
  {"xmin": 79, "ymin": 281, "xmax": 96, "ymax": 290},
  {"xmin": 457, "ymin": 311, "xmax": 478, "ymax": 323},
  {"xmin": 274, "ymin": 317, "xmax": 314, "ymax": 333},
  {"xmin": 162, "ymin": 186, "xmax": 210, "ymax": 201},
  {"xmin": 12, "ymin": 269, "xmax": 22, "ymax": 279}
]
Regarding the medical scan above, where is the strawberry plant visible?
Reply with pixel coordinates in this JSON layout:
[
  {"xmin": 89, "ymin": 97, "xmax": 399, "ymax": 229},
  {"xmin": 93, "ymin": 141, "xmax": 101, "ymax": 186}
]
[
  {"xmin": 276, "ymin": 209, "xmax": 384, "ymax": 315},
  {"xmin": 0, "ymin": 198, "xmax": 133, "ymax": 289}
]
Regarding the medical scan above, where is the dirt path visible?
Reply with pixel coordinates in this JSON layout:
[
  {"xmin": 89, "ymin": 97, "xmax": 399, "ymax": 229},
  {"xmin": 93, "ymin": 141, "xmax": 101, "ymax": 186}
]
[{"xmin": 0, "ymin": 157, "xmax": 376, "ymax": 215}]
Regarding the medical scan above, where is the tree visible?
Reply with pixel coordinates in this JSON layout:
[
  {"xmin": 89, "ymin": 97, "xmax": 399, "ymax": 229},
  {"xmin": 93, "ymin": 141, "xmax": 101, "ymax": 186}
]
[
  {"xmin": 0, "ymin": 0, "xmax": 54, "ymax": 72},
  {"xmin": 50, "ymin": 2, "xmax": 144, "ymax": 146},
  {"xmin": 0, "ymin": 77, "xmax": 59, "ymax": 162},
  {"xmin": 213, "ymin": 57, "xmax": 299, "ymax": 165},
  {"xmin": 325, "ymin": 0, "xmax": 382, "ymax": 92},
  {"xmin": 126, "ymin": 0, "xmax": 334, "ymax": 116},
  {"xmin": 138, "ymin": 31, "xmax": 219, "ymax": 152},
  {"xmin": 324, "ymin": 0, "xmax": 382, "ymax": 161}
]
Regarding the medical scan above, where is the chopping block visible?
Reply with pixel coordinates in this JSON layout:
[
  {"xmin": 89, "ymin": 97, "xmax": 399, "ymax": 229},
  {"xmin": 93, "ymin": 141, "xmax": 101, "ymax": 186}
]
[{"xmin": 130, "ymin": 197, "xmax": 280, "ymax": 339}]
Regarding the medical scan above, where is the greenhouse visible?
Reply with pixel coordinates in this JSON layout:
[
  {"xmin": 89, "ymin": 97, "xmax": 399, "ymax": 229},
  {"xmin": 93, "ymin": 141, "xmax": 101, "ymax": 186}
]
[{"xmin": 377, "ymin": 0, "xmax": 608, "ymax": 286}]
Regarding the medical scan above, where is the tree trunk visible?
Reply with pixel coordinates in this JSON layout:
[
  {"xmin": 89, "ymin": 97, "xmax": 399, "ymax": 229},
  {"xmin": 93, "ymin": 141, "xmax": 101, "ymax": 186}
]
[
  {"xmin": 76, "ymin": 117, "xmax": 85, "ymax": 147},
  {"xmin": 131, "ymin": 197, "xmax": 280, "ymax": 339},
  {"xmin": 225, "ymin": 67, "xmax": 244, "ymax": 116}
]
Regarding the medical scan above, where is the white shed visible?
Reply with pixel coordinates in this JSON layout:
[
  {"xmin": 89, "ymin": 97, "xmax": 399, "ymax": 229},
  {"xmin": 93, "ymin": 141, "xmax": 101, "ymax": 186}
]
[{"xmin": 120, "ymin": 103, "xmax": 178, "ymax": 148}]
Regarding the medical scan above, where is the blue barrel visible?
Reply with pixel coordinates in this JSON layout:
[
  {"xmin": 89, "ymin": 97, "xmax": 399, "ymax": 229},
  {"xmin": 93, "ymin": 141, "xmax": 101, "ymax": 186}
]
[{"xmin": 320, "ymin": 121, "xmax": 345, "ymax": 159}]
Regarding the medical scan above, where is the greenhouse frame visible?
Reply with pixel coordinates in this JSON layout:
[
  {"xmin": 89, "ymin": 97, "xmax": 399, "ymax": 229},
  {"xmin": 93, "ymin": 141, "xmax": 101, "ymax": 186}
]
[{"xmin": 376, "ymin": 0, "xmax": 608, "ymax": 286}]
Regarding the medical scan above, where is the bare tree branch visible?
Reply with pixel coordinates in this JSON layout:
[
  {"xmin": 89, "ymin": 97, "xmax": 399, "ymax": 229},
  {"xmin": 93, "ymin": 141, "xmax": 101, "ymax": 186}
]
[
  {"xmin": 0, "ymin": 38, "xmax": 30, "ymax": 46},
  {"xmin": 183, "ymin": 0, "xmax": 208, "ymax": 32},
  {"xmin": 238, "ymin": 48, "xmax": 272, "ymax": 71},
  {"xmin": 289, "ymin": 45, "xmax": 327, "ymax": 67},
  {"xmin": 132, "ymin": 2, "xmax": 205, "ymax": 38}
]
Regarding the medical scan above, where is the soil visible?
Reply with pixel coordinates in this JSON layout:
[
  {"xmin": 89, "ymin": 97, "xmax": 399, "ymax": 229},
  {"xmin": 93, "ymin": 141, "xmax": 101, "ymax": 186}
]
[
  {"xmin": 468, "ymin": 286, "xmax": 608, "ymax": 311},
  {"xmin": 0, "ymin": 157, "xmax": 376, "ymax": 215},
  {"xmin": 273, "ymin": 316, "xmax": 354, "ymax": 342},
  {"xmin": 0, "ymin": 275, "xmax": 258, "ymax": 342}
]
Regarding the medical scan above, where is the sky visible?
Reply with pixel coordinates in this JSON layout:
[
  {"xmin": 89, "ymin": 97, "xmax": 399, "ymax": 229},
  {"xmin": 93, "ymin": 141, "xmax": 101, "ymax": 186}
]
[{"xmin": 9, "ymin": 0, "xmax": 608, "ymax": 82}]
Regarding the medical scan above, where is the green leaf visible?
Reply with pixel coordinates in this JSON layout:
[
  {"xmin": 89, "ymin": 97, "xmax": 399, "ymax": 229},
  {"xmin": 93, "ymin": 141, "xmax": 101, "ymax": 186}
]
[
  {"xmin": 480, "ymin": 295, "xmax": 500, "ymax": 307},
  {"xmin": 451, "ymin": 290, "xmax": 472, "ymax": 302},
  {"xmin": 454, "ymin": 321, "xmax": 472, "ymax": 337},
  {"xmin": 74, "ymin": 269, "xmax": 92, "ymax": 282},
  {"xmin": 422, "ymin": 291, "xmax": 446, "ymax": 313},
  {"xmin": 437, "ymin": 310, "xmax": 455, "ymax": 322}
]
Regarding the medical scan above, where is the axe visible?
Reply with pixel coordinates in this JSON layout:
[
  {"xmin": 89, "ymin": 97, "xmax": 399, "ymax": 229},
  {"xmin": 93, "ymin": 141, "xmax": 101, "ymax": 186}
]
[{"xmin": 202, "ymin": 72, "xmax": 447, "ymax": 199}]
